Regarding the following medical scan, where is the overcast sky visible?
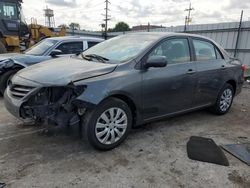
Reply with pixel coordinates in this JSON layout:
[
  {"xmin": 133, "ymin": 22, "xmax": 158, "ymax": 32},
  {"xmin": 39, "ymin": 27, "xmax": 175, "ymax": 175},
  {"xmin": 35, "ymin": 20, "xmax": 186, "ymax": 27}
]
[{"xmin": 22, "ymin": 0, "xmax": 250, "ymax": 31}]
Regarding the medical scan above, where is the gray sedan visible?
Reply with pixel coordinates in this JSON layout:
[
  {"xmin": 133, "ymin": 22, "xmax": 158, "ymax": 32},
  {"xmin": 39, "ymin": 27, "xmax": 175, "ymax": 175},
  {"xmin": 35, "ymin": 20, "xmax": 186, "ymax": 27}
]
[{"xmin": 4, "ymin": 33, "xmax": 245, "ymax": 150}]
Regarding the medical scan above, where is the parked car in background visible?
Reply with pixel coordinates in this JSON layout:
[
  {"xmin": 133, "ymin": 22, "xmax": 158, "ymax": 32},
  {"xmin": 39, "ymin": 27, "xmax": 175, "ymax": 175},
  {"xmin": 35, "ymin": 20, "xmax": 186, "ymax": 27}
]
[
  {"xmin": 0, "ymin": 36, "xmax": 104, "ymax": 94},
  {"xmin": 4, "ymin": 33, "xmax": 245, "ymax": 150}
]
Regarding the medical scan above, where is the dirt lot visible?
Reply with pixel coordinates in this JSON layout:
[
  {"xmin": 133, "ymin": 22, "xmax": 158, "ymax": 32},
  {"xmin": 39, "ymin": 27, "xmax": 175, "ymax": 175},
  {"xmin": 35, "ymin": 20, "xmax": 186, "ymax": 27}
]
[{"xmin": 0, "ymin": 86, "xmax": 250, "ymax": 188}]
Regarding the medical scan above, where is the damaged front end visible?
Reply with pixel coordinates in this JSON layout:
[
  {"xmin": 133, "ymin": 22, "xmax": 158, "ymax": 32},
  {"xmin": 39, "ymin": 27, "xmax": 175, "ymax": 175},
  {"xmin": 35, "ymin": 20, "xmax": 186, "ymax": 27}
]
[{"xmin": 20, "ymin": 84, "xmax": 92, "ymax": 127}]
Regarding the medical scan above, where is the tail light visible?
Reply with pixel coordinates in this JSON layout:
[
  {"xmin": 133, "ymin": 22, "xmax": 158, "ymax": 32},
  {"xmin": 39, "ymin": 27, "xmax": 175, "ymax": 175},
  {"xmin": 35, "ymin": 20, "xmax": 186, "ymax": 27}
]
[
  {"xmin": 241, "ymin": 64, "xmax": 247, "ymax": 80},
  {"xmin": 241, "ymin": 64, "xmax": 247, "ymax": 72}
]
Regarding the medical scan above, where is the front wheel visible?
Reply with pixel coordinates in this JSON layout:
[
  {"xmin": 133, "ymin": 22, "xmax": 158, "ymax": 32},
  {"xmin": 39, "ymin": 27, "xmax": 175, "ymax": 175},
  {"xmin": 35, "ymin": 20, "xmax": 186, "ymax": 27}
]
[
  {"xmin": 83, "ymin": 98, "xmax": 132, "ymax": 150},
  {"xmin": 210, "ymin": 84, "xmax": 234, "ymax": 115}
]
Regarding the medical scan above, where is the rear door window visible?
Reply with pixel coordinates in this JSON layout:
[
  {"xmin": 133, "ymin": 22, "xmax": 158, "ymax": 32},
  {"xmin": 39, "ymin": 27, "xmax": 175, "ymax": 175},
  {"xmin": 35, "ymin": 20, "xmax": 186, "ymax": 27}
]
[
  {"xmin": 149, "ymin": 38, "xmax": 191, "ymax": 64},
  {"xmin": 193, "ymin": 39, "xmax": 217, "ymax": 61},
  {"xmin": 56, "ymin": 42, "xmax": 83, "ymax": 54}
]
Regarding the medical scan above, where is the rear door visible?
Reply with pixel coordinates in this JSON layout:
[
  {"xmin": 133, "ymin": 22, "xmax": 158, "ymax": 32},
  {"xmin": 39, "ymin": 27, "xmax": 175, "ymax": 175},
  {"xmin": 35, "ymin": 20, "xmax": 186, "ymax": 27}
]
[
  {"xmin": 142, "ymin": 37, "xmax": 197, "ymax": 120},
  {"xmin": 191, "ymin": 38, "xmax": 225, "ymax": 106}
]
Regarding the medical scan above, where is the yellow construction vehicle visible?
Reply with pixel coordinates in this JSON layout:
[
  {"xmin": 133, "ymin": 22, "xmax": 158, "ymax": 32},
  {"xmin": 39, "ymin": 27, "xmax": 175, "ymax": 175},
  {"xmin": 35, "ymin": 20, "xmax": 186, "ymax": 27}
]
[
  {"xmin": 28, "ymin": 18, "xmax": 66, "ymax": 48},
  {"xmin": 0, "ymin": 0, "xmax": 65, "ymax": 54}
]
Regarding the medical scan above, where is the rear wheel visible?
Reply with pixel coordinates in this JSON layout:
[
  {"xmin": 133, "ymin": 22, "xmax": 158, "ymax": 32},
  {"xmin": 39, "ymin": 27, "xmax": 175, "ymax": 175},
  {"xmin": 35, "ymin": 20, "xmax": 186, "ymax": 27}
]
[
  {"xmin": 0, "ymin": 41, "xmax": 7, "ymax": 54},
  {"xmin": 0, "ymin": 69, "xmax": 20, "ymax": 95},
  {"xmin": 210, "ymin": 84, "xmax": 234, "ymax": 115},
  {"xmin": 83, "ymin": 98, "xmax": 132, "ymax": 150}
]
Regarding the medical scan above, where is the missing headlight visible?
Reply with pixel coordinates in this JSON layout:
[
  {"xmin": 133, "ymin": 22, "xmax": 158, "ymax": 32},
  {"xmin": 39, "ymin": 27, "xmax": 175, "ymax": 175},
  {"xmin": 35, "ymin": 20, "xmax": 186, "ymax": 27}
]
[{"xmin": 21, "ymin": 85, "xmax": 87, "ymax": 126}]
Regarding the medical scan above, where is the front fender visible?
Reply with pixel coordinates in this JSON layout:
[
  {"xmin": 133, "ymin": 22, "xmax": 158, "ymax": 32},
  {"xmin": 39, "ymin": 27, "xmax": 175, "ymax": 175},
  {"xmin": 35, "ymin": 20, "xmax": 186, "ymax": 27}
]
[
  {"xmin": 75, "ymin": 82, "xmax": 111, "ymax": 106},
  {"xmin": 74, "ymin": 70, "xmax": 142, "ymax": 116},
  {"xmin": 12, "ymin": 59, "xmax": 28, "ymax": 68}
]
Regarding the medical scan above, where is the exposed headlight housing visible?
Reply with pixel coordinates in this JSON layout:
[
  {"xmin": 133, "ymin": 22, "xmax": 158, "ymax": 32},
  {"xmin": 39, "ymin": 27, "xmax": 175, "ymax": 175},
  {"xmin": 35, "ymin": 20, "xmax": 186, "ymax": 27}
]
[{"xmin": 21, "ymin": 85, "xmax": 87, "ymax": 119}]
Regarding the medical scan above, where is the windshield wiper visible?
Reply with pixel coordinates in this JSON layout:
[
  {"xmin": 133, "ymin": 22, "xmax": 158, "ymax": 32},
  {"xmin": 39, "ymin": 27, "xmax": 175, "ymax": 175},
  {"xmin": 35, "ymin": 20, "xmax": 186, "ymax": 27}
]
[
  {"xmin": 81, "ymin": 53, "xmax": 91, "ymax": 61},
  {"xmin": 81, "ymin": 54, "xmax": 109, "ymax": 63}
]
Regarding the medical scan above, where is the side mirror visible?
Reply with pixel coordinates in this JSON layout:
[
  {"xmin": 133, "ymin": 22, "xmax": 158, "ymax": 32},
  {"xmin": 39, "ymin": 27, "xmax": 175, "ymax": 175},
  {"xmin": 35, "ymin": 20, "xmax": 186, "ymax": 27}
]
[
  {"xmin": 50, "ymin": 49, "xmax": 63, "ymax": 57},
  {"xmin": 145, "ymin": 56, "xmax": 167, "ymax": 69}
]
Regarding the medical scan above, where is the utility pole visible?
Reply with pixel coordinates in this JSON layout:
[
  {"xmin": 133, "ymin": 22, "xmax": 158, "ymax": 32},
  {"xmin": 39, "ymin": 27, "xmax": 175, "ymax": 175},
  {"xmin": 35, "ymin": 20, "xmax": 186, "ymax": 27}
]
[
  {"xmin": 184, "ymin": 16, "xmax": 187, "ymax": 32},
  {"xmin": 184, "ymin": 2, "xmax": 194, "ymax": 32},
  {"xmin": 103, "ymin": 0, "xmax": 111, "ymax": 40},
  {"xmin": 234, "ymin": 10, "xmax": 244, "ymax": 58}
]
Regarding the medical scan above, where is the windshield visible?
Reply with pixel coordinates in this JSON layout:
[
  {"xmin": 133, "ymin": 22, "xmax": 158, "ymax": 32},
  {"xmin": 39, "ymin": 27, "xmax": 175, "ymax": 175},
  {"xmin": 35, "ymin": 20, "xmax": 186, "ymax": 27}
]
[
  {"xmin": 0, "ymin": 2, "xmax": 18, "ymax": 19},
  {"xmin": 25, "ymin": 39, "xmax": 57, "ymax": 56},
  {"xmin": 82, "ymin": 34, "xmax": 160, "ymax": 63}
]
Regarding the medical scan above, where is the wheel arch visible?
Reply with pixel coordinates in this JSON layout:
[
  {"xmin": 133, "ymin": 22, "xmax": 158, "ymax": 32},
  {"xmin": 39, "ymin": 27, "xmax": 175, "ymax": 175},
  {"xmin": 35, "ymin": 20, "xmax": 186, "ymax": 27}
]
[
  {"xmin": 226, "ymin": 79, "xmax": 237, "ymax": 94},
  {"xmin": 105, "ymin": 93, "xmax": 138, "ymax": 126}
]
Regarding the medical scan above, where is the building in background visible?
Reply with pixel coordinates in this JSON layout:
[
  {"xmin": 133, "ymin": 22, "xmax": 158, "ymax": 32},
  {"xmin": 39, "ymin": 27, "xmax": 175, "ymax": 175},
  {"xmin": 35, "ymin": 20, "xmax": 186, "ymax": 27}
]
[{"xmin": 131, "ymin": 24, "xmax": 165, "ymax": 31}]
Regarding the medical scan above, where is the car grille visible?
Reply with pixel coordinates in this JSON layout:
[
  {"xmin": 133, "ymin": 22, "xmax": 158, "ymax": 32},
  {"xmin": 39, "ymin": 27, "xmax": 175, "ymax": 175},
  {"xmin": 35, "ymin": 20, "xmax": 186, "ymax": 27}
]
[{"xmin": 9, "ymin": 84, "xmax": 35, "ymax": 99}]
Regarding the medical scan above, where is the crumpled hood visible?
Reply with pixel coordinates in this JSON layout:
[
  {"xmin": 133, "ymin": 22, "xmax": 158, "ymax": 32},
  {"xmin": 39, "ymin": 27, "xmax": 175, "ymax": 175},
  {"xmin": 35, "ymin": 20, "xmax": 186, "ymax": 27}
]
[
  {"xmin": 0, "ymin": 53, "xmax": 50, "ymax": 65},
  {"xmin": 16, "ymin": 56, "xmax": 117, "ymax": 85}
]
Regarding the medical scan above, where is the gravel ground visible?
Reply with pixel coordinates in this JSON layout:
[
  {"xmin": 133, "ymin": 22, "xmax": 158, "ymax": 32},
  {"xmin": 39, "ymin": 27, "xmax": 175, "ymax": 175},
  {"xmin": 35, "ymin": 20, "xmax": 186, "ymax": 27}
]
[{"xmin": 0, "ymin": 86, "xmax": 250, "ymax": 188}]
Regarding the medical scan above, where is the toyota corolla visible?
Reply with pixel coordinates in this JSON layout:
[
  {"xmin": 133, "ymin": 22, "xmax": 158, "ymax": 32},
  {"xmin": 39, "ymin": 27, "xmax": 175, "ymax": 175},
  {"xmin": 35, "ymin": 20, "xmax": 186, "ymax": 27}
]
[{"xmin": 4, "ymin": 33, "xmax": 245, "ymax": 150}]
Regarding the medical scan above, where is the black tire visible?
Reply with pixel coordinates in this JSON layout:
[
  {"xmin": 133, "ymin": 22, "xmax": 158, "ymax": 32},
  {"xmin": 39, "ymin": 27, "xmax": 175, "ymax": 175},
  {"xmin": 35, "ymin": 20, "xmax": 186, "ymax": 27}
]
[
  {"xmin": 210, "ymin": 84, "xmax": 235, "ymax": 115},
  {"xmin": 0, "ymin": 41, "xmax": 7, "ymax": 54},
  {"xmin": 0, "ymin": 69, "xmax": 20, "ymax": 95},
  {"xmin": 83, "ymin": 98, "xmax": 132, "ymax": 150}
]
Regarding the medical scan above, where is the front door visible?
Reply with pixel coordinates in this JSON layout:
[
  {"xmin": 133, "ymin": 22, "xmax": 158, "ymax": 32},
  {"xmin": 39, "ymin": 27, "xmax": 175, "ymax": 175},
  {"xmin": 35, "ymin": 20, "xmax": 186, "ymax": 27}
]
[{"xmin": 142, "ymin": 37, "xmax": 197, "ymax": 121}]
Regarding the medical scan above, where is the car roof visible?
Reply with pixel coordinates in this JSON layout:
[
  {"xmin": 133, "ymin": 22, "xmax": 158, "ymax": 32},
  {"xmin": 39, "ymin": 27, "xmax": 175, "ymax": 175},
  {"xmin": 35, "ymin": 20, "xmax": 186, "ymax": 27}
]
[
  {"xmin": 126, "ymin": 32, "xmax": 214, "ymax": 42},
  {"xmin": 48, "ymin": 36, "xmax": 104, "ymax": 42}
]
